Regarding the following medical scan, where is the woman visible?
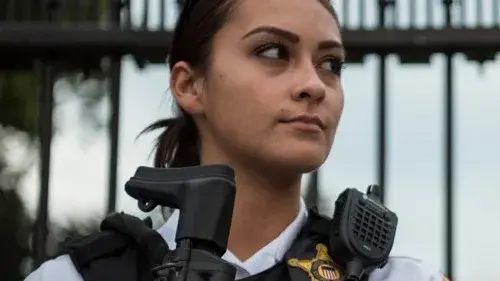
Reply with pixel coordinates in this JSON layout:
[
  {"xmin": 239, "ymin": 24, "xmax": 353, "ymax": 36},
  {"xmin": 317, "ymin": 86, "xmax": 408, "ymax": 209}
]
[{"xmin": 26, "ymin": 0, "xmax": 447, "ymax": 280}]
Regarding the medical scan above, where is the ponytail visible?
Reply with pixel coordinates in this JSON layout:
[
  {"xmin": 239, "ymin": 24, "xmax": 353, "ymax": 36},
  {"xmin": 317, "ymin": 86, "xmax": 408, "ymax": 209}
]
[{"xmin": 141, "ymin": 113, "xmax": 200, "ymax": 168}]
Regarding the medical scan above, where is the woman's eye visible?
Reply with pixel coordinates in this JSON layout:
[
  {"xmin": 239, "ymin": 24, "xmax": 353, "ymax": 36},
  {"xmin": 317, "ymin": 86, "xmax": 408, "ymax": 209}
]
[
  {"xmin": 319, "ymin": 58, "xmax": 344, "ymax": 75},
  {"xmin": 255, "ymin": 44, "xmax": 289, "ymax": 60}
]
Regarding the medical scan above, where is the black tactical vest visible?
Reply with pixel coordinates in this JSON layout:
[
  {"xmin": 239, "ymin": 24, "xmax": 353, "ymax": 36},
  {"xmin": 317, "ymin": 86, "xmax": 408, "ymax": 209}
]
[{"xmin": 63, "ymin": 210, "xmax": 348, "ymax": 281}]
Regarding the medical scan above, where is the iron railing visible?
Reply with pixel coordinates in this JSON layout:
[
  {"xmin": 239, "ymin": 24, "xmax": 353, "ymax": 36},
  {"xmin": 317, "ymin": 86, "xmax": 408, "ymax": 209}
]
[{"xmin": 338, "ymin": 0, "xmax": 500, "ymax": 29}]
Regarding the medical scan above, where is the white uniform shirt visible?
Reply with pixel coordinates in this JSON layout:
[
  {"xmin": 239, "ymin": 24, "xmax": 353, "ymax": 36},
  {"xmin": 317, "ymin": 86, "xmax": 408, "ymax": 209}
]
[{"xmin": 25, "ymin": 200, "xmax": 447, "ymax": 281}]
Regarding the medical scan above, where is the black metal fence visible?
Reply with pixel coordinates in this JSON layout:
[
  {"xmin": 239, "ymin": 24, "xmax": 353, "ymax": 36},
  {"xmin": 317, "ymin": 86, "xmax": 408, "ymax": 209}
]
[
  {"xmin": 338, "ymin": 0, "xmax": 500, "ymax": 29},
  {"xmin": 1, "ymin": 0, "xmax": 500, "ymax": 279}
]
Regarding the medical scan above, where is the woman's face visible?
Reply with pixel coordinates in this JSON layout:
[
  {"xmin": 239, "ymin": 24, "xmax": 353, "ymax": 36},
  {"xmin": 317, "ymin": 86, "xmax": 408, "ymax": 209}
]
[{"xmin": 196, "ymin": 0, "xmax": 344, "ymax": 174}]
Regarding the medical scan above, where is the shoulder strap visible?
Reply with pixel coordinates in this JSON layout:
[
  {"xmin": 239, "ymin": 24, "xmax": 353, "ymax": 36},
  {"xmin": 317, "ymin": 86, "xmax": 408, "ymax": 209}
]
[
  {"xmin": 64, "ymin": 212, "xmax": 168, "ymax": 281},
  {"xmin": 301, "ymin": 208, "xmax": 331, "ymax": 238}
]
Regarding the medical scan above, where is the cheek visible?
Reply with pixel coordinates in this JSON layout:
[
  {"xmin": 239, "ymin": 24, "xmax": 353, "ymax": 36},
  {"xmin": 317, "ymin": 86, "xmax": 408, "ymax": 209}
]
[{"xmin": 205, "ymin": 71, "xmax": 276, "ymax": 140}]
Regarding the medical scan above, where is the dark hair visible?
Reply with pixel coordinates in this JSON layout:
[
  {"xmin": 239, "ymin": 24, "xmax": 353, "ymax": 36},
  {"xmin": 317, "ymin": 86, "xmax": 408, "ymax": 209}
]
[{"xmin": 142, "ymin": 0, "xmax": 339, "ymax": 168}]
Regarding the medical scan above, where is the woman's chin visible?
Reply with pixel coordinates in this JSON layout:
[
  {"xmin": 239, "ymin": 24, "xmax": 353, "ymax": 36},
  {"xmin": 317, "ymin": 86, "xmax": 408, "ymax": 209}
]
[{"xmin": 267, "ymin": 146, "xmax": 329, "ymax": 174}]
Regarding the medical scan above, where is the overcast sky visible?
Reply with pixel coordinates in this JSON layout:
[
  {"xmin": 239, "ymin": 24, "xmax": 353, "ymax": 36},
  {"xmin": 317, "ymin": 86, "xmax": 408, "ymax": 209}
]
[{"xmin": 14, "ymin": 1, "xmax": 500, "ymax": 280}]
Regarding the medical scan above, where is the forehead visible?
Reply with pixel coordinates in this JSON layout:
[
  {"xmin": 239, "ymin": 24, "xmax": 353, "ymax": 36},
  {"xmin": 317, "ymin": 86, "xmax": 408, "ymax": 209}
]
[{"xmin": 228, "ymin": 0, "xmax": 341, "ymax": 42}]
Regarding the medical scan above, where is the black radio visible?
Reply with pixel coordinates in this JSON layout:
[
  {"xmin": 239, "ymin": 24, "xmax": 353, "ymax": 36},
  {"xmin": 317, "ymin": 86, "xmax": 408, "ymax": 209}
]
[{"xmin": 329, "ymin": 185, "xmax": 398, "ymax": 281}]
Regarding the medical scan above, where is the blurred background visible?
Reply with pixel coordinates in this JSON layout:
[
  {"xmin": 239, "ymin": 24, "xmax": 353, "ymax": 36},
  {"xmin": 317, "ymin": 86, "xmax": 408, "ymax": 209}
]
[{"xmin": 0, "ymin": 0, "xmax": 499, "ymax": 280}]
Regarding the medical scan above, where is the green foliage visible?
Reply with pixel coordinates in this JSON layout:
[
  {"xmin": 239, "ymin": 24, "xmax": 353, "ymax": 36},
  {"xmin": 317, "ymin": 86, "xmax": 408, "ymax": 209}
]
[
  {"xmin": 0, "ymin": 73, "xmax": 39, "ymax": 138},
  {"xmin": 0, "ymin": 189, "xmax": 33, "ymax": 281}
]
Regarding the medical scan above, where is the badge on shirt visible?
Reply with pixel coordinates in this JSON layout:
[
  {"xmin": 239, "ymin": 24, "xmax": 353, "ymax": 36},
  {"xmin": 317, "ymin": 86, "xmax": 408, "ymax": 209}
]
[{"xmin": 288, "ymin": 243, "xmax": 341, "ymax": 281}]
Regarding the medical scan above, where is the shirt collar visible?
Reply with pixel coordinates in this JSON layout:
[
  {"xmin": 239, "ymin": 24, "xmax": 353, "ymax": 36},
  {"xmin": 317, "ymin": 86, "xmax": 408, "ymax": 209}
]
[{"xmin": 157, "ymin": 199, "xmax": 308, "ymax": 276}]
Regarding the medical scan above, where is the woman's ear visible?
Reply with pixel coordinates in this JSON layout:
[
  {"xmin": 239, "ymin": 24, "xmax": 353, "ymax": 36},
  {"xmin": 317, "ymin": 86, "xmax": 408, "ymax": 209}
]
[{"xmin": 170, "ymin": 61, "xmax": 205, "ymax": 115}]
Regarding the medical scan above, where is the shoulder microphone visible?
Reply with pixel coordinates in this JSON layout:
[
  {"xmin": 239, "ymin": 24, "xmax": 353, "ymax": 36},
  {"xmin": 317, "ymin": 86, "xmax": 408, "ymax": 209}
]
[{"xmin": 329, "ymin": 185, "xmax": 398, "ymax": 281}]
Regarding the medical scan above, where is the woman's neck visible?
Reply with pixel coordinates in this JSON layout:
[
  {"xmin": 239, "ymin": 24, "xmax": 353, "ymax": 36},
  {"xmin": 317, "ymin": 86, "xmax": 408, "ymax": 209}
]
[
  {"xmin": 226, "ymin": 165, "xmax": 302, "ymax": 261},
  {"xmin": 199, "ymin": 142, "xmax": 303, "ymax": 261}
]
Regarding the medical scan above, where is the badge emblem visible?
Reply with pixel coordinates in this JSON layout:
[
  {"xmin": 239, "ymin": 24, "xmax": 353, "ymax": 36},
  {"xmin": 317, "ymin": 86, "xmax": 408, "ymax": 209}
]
[{"xmin": 288, "ymin": 243, "xmax": 341, "ymax": 281}]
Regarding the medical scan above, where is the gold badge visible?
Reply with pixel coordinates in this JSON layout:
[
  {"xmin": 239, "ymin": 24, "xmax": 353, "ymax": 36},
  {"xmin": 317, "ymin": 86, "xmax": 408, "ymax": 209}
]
[{"xmin": 288, "ymin": 243, "xmax": 341, "ymax": 281}]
